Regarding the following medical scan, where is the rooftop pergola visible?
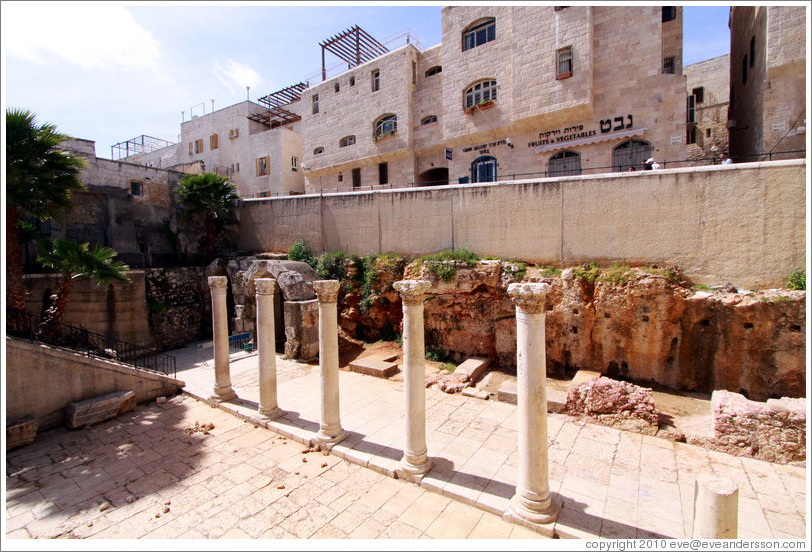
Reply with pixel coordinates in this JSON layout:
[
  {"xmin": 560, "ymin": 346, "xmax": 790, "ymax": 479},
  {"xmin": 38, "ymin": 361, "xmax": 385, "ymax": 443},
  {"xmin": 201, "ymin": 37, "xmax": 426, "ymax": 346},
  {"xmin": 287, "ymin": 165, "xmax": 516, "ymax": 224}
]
[
  {"xmin": 111, "ymin": 135, "xmax": 175, "ymax": 161},
  {"xmin": 249, "ymin": 82, "xmax": 309, "ymax": 129},
  {"xmin": 319, "ymin": 25, "xmax": 389, "ymax": 81}
]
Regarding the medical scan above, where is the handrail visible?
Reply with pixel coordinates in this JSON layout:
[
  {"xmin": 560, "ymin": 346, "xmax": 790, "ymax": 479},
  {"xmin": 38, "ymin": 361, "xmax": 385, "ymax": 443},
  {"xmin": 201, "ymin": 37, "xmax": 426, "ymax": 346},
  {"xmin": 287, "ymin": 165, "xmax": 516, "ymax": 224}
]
[{"xmin": 6, "ymin": 309, "xmax": 176, "ymax": 379}]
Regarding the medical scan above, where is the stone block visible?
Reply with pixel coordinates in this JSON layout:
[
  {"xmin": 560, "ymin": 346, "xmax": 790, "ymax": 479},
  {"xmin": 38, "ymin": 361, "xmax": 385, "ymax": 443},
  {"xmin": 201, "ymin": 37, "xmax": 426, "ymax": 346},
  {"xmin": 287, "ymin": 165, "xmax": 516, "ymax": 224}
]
[
  {"xmin": 6, "ymin": 416, "xmax": 38, "ymax": 450},
  {"xmin": 348, "ymin": 356, "xmax": 399, "ymax": 378},
  {"xmin": 497, "ymin": 380, "xmax": 517, "ymax": 404},
  {"xmin": 566, "ymin": 376, "xmax": 659, "ymax": 435},
  {"xmin": 454, "ymin": 356, "xmax": 490, "ymax": 383},
  {"xmin": 64, "ymin": 390, "xmax": 136, "ymax": 430},
  {"xmin": 283, "ymin": 300, "xmax": 319, "ymax": 361}
]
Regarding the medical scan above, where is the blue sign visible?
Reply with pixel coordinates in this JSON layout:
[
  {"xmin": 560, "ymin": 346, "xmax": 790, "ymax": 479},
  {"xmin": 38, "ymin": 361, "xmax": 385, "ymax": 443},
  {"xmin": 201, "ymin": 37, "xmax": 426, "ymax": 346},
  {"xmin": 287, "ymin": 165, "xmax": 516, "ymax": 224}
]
[{"xmin": 445, "ymin": 148, "xmax": 453, "ymax": 160}]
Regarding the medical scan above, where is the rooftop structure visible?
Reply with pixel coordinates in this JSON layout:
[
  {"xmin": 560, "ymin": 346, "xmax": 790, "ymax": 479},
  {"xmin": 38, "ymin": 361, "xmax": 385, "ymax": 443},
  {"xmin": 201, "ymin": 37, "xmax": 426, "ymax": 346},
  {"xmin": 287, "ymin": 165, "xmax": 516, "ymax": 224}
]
[{"xmin": 111, "ymin": 134, "xmax": 176, "ymax": 161}]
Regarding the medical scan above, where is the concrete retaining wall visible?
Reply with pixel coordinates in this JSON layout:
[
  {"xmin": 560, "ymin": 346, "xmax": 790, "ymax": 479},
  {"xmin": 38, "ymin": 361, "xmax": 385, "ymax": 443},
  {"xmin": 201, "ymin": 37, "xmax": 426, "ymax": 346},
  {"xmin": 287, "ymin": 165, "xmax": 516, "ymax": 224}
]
[
  {"xmin": 5, "ymin": 338, "xmax": 185, "ymax": 431},
  {"xmin": 239, "ymin": 160, "xmax": 806, "ymax": 288}
]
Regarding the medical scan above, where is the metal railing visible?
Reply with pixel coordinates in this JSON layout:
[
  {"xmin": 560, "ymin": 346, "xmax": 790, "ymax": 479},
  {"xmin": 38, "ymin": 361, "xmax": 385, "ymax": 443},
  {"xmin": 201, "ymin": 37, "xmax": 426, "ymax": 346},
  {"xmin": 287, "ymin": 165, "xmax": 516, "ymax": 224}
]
[{"xmin": 6, "ymin": 309, "xmax": 176, "ymax": 379}]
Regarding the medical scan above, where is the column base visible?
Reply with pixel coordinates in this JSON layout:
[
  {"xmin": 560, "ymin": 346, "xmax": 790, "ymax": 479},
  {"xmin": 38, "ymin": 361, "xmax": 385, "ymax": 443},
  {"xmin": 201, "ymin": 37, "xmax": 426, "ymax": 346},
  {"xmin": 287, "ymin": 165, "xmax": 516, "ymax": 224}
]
[
  {"xmin": 504, "ymin": 494, "xmax": 561, "ymax": 536},
  {"xmin": 258, "ymin": 406, "xmax": 283, "ymax": 420},
  {"xmin": 397, "ymin": 456, "xmax": 433, "ymax": 482},
  {"xmin": 211, "ymin": 386, "xmax": 237, "ymax": 402},
  {"xmin": 311, "ymin": 428, "xmax": 347, "ymax": 449}
]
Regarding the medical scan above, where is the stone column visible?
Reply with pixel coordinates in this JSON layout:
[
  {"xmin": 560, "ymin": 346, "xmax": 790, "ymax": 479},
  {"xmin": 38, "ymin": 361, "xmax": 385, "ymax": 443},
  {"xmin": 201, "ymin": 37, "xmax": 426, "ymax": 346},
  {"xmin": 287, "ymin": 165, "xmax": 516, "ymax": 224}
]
[
  {"xmin": 208, "ymin": 276, "xmax": 236, "ymax": 401},
  {"xmin": 692, "ymin": 474, "xmax": 738, "ymax": 538},
  {"xmin": 505, "ymin": 283, "xmax": 560, "ymax": 531},
  {"xmin": 312, "ymin": 280, "xmax": 346, "ymax": 446},
  {"xmin": 256, "ymin": 279, "xmax": 282, "ymax": 419},
  {"xmin": 393, "ymin": 280, "xmax": 433, "ymax": 480}
]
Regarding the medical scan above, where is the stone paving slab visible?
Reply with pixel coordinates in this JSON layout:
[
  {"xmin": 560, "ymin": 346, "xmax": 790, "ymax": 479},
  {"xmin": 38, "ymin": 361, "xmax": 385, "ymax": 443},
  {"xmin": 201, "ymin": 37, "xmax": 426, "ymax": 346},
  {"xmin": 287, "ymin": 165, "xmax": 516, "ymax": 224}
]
[{"xmin": 171, "ymin": 342, "xmax": 807, "ymax": 540}]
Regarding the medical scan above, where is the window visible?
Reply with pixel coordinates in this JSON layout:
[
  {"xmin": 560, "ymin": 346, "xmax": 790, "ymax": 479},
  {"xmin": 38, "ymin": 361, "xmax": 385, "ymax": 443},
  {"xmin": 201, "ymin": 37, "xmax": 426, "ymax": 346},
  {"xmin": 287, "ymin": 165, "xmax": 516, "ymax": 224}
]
[
  {"xmin": 374, "ymin": 115, "xmax": 397, "ymax": 139},
  {"xmin": 335, "ymin": 82, "xmax": 340, "ymax": 93},
  {"xmin": 210, "ymin": 133, "xmax": 219, "ymax": 150},
  {"xmin": 421, "ymin": 115, "xmax": 438, "ymax": 125},
  {"xmin": 471, "ymin": 156, "xmax": 497, "ymax": 183},
  {"xmin": 464, "ymin": 80, "xmax": 497, "ymax": 109},
  {"xmin": 194, "ymin": 138, "xmax": 203, "ymax": 154},
  {"xmin": 687, "ymin": 127, "xmax": 697, "ymax": 144},
  {"xmin": 663, "ymin": 56, "xmax": 675, "ymax": 74},
  {"xmin": 557, "ymin": 46, "xmax": 573, "ymax": 79},
  {"xmin": 340, "ymin": 135, "xmax": 356, "ymax": 147},
  {"xmin": 549, "ymin": 151, "xmax": 581, "ymax": 176},
  {"xmin": 425, "ymin": 66, "xmax": 442, "ymax": 77},
  {"xmin": 256, "ymin": 156, "xmax": 269, "ymax": 176},
  {"xmin": 750, "ymin": 35, "xmax": 755, "ymax": 67},
  {"xmin": 372, "ymin": 70, "xmax": 380, "ymax": 92},
  {"xmin": 258, "ymin": 191, "xmax": 270, "ymax": 198},
  {"xmin": 228, "ymin": 128, "xmax": 239, "ymax": 139},
  {"xmin": 742, "ymin": 55, "xmax": 748, "ymax": 84},
  {"xmin": 378, "ymin": 163, "xmax": 388, "ymax": 185},
  {"xmin": 188, "ymin": 142, "xmax": 193, "ymax": 155},
  {"xmin": 412, "ymin": 61, "xmax": 417, "ymax": 84},
  {"xmin": 130, "ymin": 181, "xmax": 143, "ymax": 196},
  {"xmin": 312, "ymin": 94, "xmax": 319, "ymax": 114},
  {"xmin": 291, "ymin": 156, "xmax": 298, "ymax": 172},
  {"xmin": 338, "ymin": 173, "xmax": 343, "ymax": 183},
  {"xmin": 350, "ymin": 76, "xmax": 355, "ymax": 86},
  {"xmin": 687, "ymin": 95, "xmax": 696, "ymax": 124},
  {"xmin": 236, "ymin": 162, "xmax": 240, "ymax": 173},
  {"xmin": 462, "ymin": 18, "xmax": 496, "ymax": 51},
  {"xmin": 314, "ymin": 147, "xmax": 324, "ymax": 155},
  {"xmin": 706, "ymin": 128, "xmax": 712, "ymax": 138},
  {"xmin": 612, "ymin": 140, "xmax": 652, "ymax": 172},
  {"xmin": 662, "ymin": 6, "xmax": 676, "ymax": 22},
  {"xmin": 692, "ymin": 86, "xmax": 704, "ymax": 104}
]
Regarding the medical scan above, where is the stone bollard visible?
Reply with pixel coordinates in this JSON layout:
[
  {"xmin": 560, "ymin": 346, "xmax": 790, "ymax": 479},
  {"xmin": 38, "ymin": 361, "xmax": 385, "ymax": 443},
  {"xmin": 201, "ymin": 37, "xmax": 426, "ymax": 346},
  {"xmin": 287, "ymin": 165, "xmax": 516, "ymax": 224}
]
[
  {"xmin": 504, "ymin": 283, "xmax": 560, "ymax": 533},
  {"xmin": 312, "ymin": 280, "xmax": 346, "ymax": 447},
  {"xmin": 692, "ymin": 474, "xmax": 738, "ymax": 538},
  {"xmin": 208, "ymin": 276, "xmax": 237, "ymax": 402},
  {"xmin": 256, "ymin": 279, "xmax": 282, "ymax": 419},
  {"xmin": 393, "ymin": 280, "xmax": 433, "ymax": 481}
]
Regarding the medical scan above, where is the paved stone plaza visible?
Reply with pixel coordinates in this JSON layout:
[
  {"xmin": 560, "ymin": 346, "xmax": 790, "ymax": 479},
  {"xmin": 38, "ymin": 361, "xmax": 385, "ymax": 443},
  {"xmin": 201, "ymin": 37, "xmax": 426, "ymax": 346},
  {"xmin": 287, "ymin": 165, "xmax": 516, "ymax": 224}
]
[{"xmin": 5, "ymin": 342, "xmax": 807, "ymax": 540}]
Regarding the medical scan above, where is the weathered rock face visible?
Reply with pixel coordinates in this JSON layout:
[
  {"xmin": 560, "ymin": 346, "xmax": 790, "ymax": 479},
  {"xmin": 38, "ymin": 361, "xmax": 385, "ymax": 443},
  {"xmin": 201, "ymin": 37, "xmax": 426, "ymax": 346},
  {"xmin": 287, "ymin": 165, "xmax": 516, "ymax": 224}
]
[
  {"xmin": 711, "ymin": 390, "xmax": 806, "ymax": 463},
  {"xmin": 566, "ymin": 376, "xmax": 660, "ymax": 435},
  {"xmin": 145, "ymin": 267, "xmax": 209, "ymax": 350}
]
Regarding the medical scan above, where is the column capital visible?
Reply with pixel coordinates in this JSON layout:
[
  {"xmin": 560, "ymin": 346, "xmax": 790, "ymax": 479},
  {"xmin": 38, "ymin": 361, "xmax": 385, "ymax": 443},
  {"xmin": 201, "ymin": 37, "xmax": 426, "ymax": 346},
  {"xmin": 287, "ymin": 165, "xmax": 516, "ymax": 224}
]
[
  {"xmin": 394, "ymin": 280, "xmax": 431, "ymax": 306},
  {"xmin": 208, "ymin": 276, "xmax": 228, "ymax": 295},
  {"xmin": 508, "ymin": 283, "xmax": 551, "ymax": 314},
  {"xmin": 313, "ymin": 280, "xmax": 341, "ymax": 303},
  {"xmin": 255, "ymin": 278, "xmax": 277, "ymax": 295}
]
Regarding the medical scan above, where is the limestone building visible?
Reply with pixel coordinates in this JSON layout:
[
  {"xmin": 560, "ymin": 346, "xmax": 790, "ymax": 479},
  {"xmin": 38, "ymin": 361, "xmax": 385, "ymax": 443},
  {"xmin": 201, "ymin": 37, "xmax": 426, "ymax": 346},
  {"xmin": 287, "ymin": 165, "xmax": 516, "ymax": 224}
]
[
  {"xmin": 728, "ymin": 5, "xmax": 807, "ymax": 162},
  {"xmin": 684, "ymin": 55, "xmax": 730, "ymax": 162},
  {"xmin": 301, "ymin": 5, "xmax": 688, "ymax": 191}
]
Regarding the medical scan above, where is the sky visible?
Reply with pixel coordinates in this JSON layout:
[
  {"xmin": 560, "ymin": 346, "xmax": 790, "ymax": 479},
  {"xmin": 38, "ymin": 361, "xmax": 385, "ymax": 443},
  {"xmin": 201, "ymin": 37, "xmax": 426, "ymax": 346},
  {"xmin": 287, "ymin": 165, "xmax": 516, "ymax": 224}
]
[{"xmin": 3, "ymin": 2, "xmax": 735, "ymax": 160}]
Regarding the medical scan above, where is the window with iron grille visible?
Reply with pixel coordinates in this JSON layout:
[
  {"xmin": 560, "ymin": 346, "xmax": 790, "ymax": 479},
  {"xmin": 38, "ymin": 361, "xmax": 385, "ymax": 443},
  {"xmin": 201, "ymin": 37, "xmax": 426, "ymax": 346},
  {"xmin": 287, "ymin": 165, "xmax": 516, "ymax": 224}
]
[
  {"xmin": 612, "ymin": 140, "xmax": 652, "ymax": 172},
  {"xmin": 374, "ymin": 115, "xmax": 397, "ymax": 138},
  {"xmin": 340, "ymin": 135, "xmax": 356, "ymax": 147},
  {"xmin": 549, "ymin": 151, "xmax": 581, "ymax": 176},
  {"xmin": 663, "ymin": 56, "xmax": 675, "ymax": 74},
  {"xmin": 372, "ymin": 70, "xmax": 380, "ymax": 92},
  {"xmin": 256, "ymin": 156, "xmax": 269, "ymax": 176},
  {"xmin": 557, "ymin": 46, "xmax": 573, "ymax": 79},
  {"xmin": 464, "ymin": 80, "xmax": 497, "ymax": 109},
  {"xmin": 130, "ymin": 181, "xmax": 143, "ymax": 196},
  {"xmin": 425, "ymin": 66, "xmax": 442, "ymax": 77},
  {"xmin": 462, "ymin": 19, "xmax": 496, "ymax": 52},
  {"xmin": 312, "ymin": 94, "xmax": 319, "ymax": 114},
  {"xmin": 687, "ymin": 95, "xmax": 696, "ymax": 124},
  {"xmin": 291, "ymin": 156, "xmax": 298, "ymax": 172}
]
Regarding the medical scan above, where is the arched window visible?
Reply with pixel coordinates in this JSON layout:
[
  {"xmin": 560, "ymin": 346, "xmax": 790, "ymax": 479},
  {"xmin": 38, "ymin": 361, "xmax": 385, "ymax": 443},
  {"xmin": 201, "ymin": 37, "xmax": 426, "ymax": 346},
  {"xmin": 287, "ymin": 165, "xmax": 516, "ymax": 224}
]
[
  {"xmin": 425, "ymin": 66, "xmax": 442, "ymax": 77},
  {"xmin": 339, "ymin": 135, "xmax": 356, "ymax": 148},
  {"xmin": 612, "ymin": 140, "xmax": 652, "ymax": 172},
  {"xmin": 462, "ymin": 18, "xmax": 496, "ymax": 51},
  {"xmin": 471, "ymin": 155, "xmax": 497, "ymax": 183},
  {"xmin": 313, "ymin": 147, "xmax": 324, "ymax": 155},
  {"xmin": 374, "ymin": 114, "xmax": 397, "ymax": 139},
  {"xmin": 549, "ymin": 151, "xmax": 581, "ymax": 176},
  {"xmin": 421, "ymin": 115, "xmax": 438, "ymax": 125},
  {"xmin": 464, "ymin": 80, "xmax": 497, "ymax": 109}
]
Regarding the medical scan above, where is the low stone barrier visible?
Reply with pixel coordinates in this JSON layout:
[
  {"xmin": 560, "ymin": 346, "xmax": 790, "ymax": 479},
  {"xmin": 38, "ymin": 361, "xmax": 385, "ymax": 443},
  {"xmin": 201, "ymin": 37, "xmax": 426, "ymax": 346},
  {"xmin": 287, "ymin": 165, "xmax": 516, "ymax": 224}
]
[{"xmin": 566, "ymin": 374, "xmax": 660, "ymax": 435}]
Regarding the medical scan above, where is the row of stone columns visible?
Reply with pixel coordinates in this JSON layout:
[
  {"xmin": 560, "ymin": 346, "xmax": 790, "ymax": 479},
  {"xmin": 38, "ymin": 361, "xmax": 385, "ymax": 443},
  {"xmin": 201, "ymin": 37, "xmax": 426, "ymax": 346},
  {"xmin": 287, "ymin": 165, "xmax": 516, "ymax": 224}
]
[{"xmin": 208, "ymin": 275, "xmax": 560, "ymax": 528}]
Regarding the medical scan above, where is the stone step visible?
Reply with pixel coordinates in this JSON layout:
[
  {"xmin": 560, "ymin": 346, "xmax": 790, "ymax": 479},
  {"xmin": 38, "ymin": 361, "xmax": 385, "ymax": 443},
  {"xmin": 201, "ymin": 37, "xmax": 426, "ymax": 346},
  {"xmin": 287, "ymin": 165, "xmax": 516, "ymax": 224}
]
[
  {"xmin": 496, "ymin": 380, "xmax": 567, "ymax": 413},
  {"xmin": 454, "ymin": 356, "xmax": 490, "ymax": 383},
  {"xmin": 6, "ymin": 416, "xmax": 38, "ymax": 450},
  {"xmin": 348, "ymin": 355, "xmax": 400, "ymax": 378},
  {"xmin": 64, "ymin": 390, "xmax": 136, "ymax": 429}
]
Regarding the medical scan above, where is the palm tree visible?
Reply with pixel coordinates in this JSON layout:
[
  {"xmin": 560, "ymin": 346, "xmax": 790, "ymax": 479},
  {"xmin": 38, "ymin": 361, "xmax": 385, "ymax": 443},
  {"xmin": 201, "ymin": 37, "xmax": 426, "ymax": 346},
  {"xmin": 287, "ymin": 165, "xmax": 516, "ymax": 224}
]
[
  {"xmin": 6, "ymin": 108, "xmax": 85, "ymax": 319},
  {"xmin": 36, "ymin": 238, "xmax": 131, "ymax": 336},
  {"xmin": 177, "ymin": 172, "xmax": 239, "ymax": 258}
]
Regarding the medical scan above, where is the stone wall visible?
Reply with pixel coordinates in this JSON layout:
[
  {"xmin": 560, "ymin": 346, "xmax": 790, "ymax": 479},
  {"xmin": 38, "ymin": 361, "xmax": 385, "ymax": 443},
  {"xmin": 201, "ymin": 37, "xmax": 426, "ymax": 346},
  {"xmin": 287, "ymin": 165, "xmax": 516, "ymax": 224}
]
[
  {"xmin": 145, "ymin": 267, "xmax": 211, "ymax": 351},
  {"xmin": 239, "ymin": 160, "xmax": 806, "ymax": 289},
  {"xmin": 5, "ymin": 338, "xmax": 184, "ymax": 431}
]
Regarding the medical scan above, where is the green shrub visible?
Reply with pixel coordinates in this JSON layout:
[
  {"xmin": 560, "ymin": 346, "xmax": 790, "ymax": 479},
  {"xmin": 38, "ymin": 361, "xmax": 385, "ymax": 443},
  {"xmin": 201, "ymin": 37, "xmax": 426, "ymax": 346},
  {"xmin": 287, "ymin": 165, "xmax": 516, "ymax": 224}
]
[
  {"xmin": 438, "ymin": 362, "xmax": 456, "ymax": 373},
  {"xmin": 572, "ymin": 261, "xmax": 601, "ymax": 285},
  {"xmin": 503, "ymin": 260, "xmax": 527, "ymax": 280},
  {"xmin": 420, "ymin": 248, "xmax": 480, "ymax": 282},
  {"xmin": 787, "ymin": 268, "xmax": 805, "ymax": 291},
  {"xmin": 598, "ymin": 263, "xmax": 633, "ymax": 285},
  {"xmin": 539, "ymin": 265, "xmax": 562, "ymax": 277},
  {"xmin": 316, "ymin": 251, "xmax": 346, "ymax": 280},
  {"xmin": 288, "ymin": 239, "xmax": 316, "ymax": 268},
  {"xmin": 642, "ymin": 265, "xmax": 681, "ymax": 284},
  {"xmin": 425, "ymin": 346, "xmax": 448, "ymax": 362}
]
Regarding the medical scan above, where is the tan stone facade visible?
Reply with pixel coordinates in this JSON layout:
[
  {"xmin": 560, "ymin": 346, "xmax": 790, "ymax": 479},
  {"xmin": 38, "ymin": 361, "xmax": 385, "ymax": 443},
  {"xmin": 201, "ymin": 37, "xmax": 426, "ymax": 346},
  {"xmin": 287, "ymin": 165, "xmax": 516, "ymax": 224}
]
[
  {"xmin": 684, "ymin": 55, "xmax": 730, "ymax": 162},
  {"xmin": 729, "ymin": 6, "xmax": 807, "ymax": 162}
]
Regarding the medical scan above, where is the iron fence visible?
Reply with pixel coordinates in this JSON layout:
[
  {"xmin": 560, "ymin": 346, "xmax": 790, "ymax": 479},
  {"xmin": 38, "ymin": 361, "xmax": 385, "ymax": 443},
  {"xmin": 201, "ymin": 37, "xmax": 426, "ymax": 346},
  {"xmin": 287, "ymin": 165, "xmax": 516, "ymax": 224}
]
[{"xmin": 6, "ymin": 309, "xmax": 176, "ymax": 379}]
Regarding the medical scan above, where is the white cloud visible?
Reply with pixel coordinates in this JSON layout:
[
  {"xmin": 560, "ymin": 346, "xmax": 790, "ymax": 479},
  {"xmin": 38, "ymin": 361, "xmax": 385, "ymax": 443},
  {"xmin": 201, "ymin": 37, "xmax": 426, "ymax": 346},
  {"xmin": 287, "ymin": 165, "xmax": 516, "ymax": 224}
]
[
  {"xmin": 213, "ymin": 59, "xmax": 262, "ymax": 94},
  {"xmin": 2, "ymin": 2, "xmax": 161, "ymax": 69}
]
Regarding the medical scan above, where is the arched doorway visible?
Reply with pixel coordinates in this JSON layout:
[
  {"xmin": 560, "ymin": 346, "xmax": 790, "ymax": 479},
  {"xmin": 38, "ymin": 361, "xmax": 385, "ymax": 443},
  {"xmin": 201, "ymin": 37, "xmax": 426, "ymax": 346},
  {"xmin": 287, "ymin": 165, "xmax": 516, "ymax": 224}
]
[
  {"xmin": 471, "ymin": 155, "xmax": 497, "ymax": 183},
  {"xmin": 549, "ymin": 150, "xmax": 582, "ymax": 176},
  {"xmin": 417, "ymin": 168, "xmax": 450, "ymax": 186},
  {"xmin": 613, "ymin": 140, "xmax": 652, "ymax": 172}
]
